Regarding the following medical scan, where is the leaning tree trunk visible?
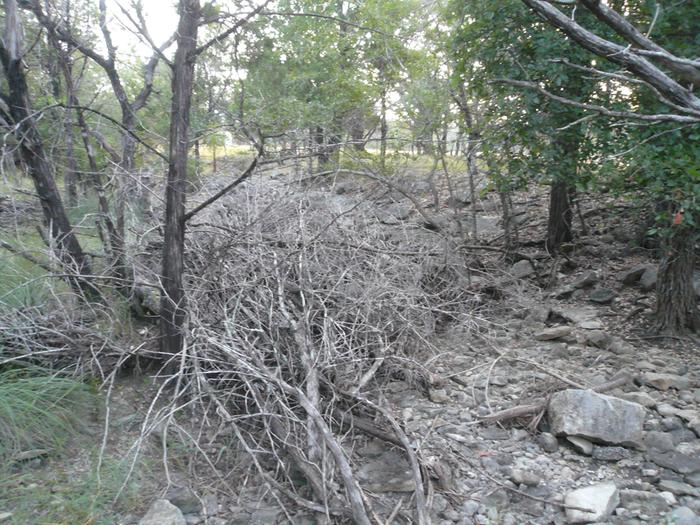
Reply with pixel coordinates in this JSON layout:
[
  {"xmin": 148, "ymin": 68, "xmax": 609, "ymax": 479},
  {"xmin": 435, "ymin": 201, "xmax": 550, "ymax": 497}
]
[
  {"xmin": 160, "ymin": 0, "xmax": 200, "ymax": 355},
  {"xmin": 654, "ymin": 229, "xmax": 700, "ymax": 334},
  {"xmin": 546, "ymin": 179, "xmax": 573, "ymax": 254},
  {"xmin": 0, "ymin": 0, "xmax": 96, "ymax": 299}
]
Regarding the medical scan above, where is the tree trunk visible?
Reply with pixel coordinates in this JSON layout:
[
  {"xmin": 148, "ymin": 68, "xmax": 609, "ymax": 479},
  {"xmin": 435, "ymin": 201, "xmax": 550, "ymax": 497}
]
[
  {"xmin": 546, "ymin": 179, "xmax": 573, "ymax": 253},
  {"xmin": 160, "ymin": 0, "xmax": 200, "ymax": 355},
  {"xmin": 654, "ymin": 230, "xmax": 700, "ymax": 334},
  {"xmin": 315, "ymin": 126, "xmax": 330, "ymax": 167},
  {"xmin": 63, "ymin": 104, "xmax": 78, "ymax": 206},
  {"xmin": 0, "ymin": 0, "xmax": 95, "ymax": 298},
  {"xmin": 379, "ymin": 85, "xmax": 388, "ymax": 171}
]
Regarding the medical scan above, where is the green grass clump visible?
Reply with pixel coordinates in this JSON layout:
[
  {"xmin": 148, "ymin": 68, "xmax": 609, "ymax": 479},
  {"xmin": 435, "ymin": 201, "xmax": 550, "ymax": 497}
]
[{"xmin": 0, "ymin": 368, "xmax": 95, "ymax": 459}]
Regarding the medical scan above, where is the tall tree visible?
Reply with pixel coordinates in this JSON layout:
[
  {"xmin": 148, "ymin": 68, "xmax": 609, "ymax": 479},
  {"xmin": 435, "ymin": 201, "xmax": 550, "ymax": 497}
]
[{"xmin": 0, "ymin": 0, "xmax": 96, "ymax": 298}]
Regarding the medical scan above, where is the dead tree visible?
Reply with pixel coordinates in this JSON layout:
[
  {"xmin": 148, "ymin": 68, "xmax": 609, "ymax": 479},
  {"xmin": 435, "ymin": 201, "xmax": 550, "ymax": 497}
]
[{"xmin": 0, "ymin": 0, "xmax": 96, "ymax": 298}]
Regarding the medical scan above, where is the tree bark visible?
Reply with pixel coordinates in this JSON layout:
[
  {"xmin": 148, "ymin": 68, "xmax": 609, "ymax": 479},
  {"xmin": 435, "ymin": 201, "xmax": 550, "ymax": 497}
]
[
  {"xmin": 0, "ymin": 0, "xmax": 96, "ymax": 298},
  {"xmin": 546, "ymin": 179, "xmax": 573, "ymax": 254},
  {"xmin": 654, "ymin": 229, "xmax": 700, "ymax": 334},
  {"xmin": 160, "ymin": 0, "xmax": 201, "ymax": 355},
  {"xmin": 379, "ymin": 84, "xmax": 388, "ymax": 171}
]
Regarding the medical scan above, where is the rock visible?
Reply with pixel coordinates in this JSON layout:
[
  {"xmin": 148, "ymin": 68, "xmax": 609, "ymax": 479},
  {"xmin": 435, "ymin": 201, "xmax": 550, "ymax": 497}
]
[
  {"xmin": 460, "ymin": 500, "xmax": 480, "ymax": 517},
  {"xmin": 617, "ymin": 392, "xmax": 657, "ymax": 408},
  {"xmin": 647, "ymin": 450, "xmax": 700, "ymax": 475},
  {"xmin": 619, "ymin": 489, "xmax": 670, "ymax": 515},
  {"xmin": 429, "ymin": 389, "xmax": 450, "ymax": 403},
  {"xmin": 552, "ymin": 306, "xmax": 600, "ymax": 326},
  {"xmin": 592, "ymin": 446, "xmax": 631, "ymax": 461},
  {"xmin": 139, "ymin": 499, "xmax": 186, "ymax": 525},
  {"xmin": 644, "ymin": 431, "xmax": 675, "ymax": 452},
  {"xmin": 357, "ymin": 450, "xmax": 414, "ymax": 492},
  {"xmin": 535, "ymin": 325, "xmax": 573, "ymax": 341},
  {"xmin": 333, "ymin": 181, "xmax": 356, "ymax": 194},
  {"xmin": 642, "ymin": 372, "xmax": 692, "ymax": 391},
  {"xmin": 687, "ymin": 471, "xmax": 700, "ymax": 488},
  {"xmin": 0, "ymin": 513, "xmax": 12, "ymax": 523},
  {"xmin": 589, "ymin": 288, "xmax": 617, "ymax": 304},
  {"xmin": 539, "ymin": 432, "xmax": 559, "ymax": 453},
  {"xmin": 573, "ymin": 271, "xmax": 599, "ymax": 289},
  {"xmin": 567, "ymin": 436, "xmax": 594, "ymax": 455},
  {"xmin": 621, "ymin": 264, "xmax": 651, "ymax": 285},
  {"xmin": 376, "ymin": 203, "xmax": 412, "ymax": 224},
  {"xmin": 511, "ymin": 260, "xmax": 536, "ymax": 279},
  {"xmin": 580, "ymin": 330, "xmax": 612, "ymax": 349},
  {"xmin": 552, "ymin": 284, "xmax": 576, "ymax": 299},
  {"xmin": 663, "ymin": 506, "xmax": 700, "ymax": 525},
  {"xmin": 165, "ymin": 487, "xmax": 200, "ymax": 515},
  {"xmin": 658, "ymin": 479, "xmax": 700, "ymax": 497},
  {"xmin": 564, "ymin": 482, "xmax": 619, "ymax": 524},
  {"xmin": 640, "ymin": 267, "xmax": 658, "ymax": 291},
  {"xmin": 548, "ymin": 389, "xmax": 645, "ymax": 446},
  {"xmin": 510, "ymin": 468, "xmax": 540, "ymax": 487}
]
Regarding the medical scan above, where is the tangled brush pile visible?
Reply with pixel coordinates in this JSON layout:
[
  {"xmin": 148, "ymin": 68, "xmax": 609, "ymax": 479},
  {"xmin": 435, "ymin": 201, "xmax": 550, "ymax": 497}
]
[{"xmin": 161, "ymin": 178, "xmax": 482, "ymax": 522}]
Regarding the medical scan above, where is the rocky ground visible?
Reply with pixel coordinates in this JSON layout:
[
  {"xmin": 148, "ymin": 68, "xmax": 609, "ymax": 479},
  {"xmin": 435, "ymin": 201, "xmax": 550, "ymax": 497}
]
[{"xmin": 3, "ymin": 165, "xmax": 699, "ymax": 525}]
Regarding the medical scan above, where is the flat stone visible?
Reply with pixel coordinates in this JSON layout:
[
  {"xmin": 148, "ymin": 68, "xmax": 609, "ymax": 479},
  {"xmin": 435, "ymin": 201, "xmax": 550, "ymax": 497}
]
[
  {"xmin": 642, "ymin": 373, "xmax": 691, "ymax": 391},
  {"xmin": 552, "ymin": 306, "xmax": 600, "ymax": 326},
  {"xmin": 621, "ymin": 264, "xmax": 651, "ymax": 285},
  {"xmin": 658, "ymin": 479, "xmax": 700, "ymax": 497},
  {"xmin": 139, "ymin": 500, "xmax": 186, "ymax": 525},
  {"xmin": 567, "ymin": 436, "xmax": 594, "ymax": 455},
  {"xmin": 535, "ymin": 325, "xmax": 572, "ymax": 341},
  {"xmin": 548, "ymin": 389, "xmax": 645, "ymax": 446},
  {"xmin": 644, "ymin": 431, "xmax": 675, "ymax": 452},
  {"xmin": 619, "ymin": 489, "xmax": 670, "ymax": 515},
  {"xmin": 663, "ymin": 506, "xmax": 700, "ymax": 525},
  {"xmin": 617, "ymin": 392, "xmax": 657, "ymax": 408},
  {"xmin": 565, "ymin": 482, "xmax": 619, "ymax": 524},
  {"xmin": 573, "ymin": 271, "xmax": 599, "ymax": 289},
  {"xmin": 0, "ymin": 513, "xmax": 12, "ymax": 523},
  {"xmin": 648, "ymin": 450, "xmax": 700, "ymax": 474},
  {"xmin": 589, "ymin": 288, "xmax": 617, "ymax": 304},
  {"xmin": 687, "ymin": 471, "xmax": 700, "ymax": 488}
]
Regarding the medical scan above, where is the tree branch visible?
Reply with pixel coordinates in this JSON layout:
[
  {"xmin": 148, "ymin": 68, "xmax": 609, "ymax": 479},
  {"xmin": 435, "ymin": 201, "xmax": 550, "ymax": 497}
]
[
  {"xmin": 492, "ymin": 78, "xmax": 700, "ymax": 123},
  {"xmin": 520, "ymin": 0, "xmax": 700, "ymax": 113},
  {"xmin": 577, "ymin": 0, "xmax": 700, "ymax": 87}
]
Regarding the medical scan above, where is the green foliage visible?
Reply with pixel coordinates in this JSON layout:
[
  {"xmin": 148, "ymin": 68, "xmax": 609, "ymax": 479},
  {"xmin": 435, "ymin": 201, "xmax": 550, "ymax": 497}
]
[{"xmin": 0, "ymin": 367, "xmax": 95, "ymax": 459}]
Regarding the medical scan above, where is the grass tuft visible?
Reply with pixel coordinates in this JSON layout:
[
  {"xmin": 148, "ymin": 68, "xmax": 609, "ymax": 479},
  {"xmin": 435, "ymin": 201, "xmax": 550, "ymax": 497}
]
[{"xmin": 0, "ymin": 367, "xmax": 95, "ymax": 460}]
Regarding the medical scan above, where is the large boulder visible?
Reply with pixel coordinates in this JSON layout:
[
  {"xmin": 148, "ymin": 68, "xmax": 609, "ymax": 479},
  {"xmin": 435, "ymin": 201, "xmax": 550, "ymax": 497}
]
[
  {"xmin": 548, "ymin": 389, "xmax": 645, "ymax": 447},
  {"xmin": 564, "ymin": 482, "xmax": 619, "ymax": 524}
]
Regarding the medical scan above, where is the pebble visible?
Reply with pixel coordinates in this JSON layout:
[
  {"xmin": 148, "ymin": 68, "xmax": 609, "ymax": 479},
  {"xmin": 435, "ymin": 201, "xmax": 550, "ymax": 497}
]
[{"xmin": 539, "ymin": 432, "xmax": 559, "ymax": 453}]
